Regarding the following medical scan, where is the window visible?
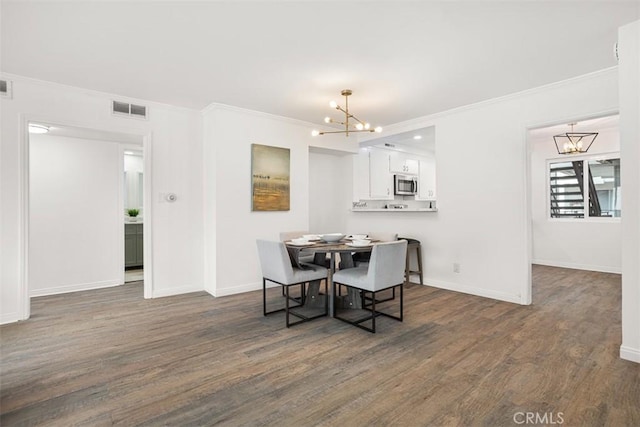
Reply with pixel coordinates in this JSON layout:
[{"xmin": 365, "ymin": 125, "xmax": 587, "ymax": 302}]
[{"xmin": 549, "ymin": 156, "xmax": 621, "ymax": 219}]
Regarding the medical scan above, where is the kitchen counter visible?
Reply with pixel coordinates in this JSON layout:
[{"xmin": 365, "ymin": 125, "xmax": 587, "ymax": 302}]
[{"xmin": 125, "ymin": 220, "xmax": 143, "ymax": 224}]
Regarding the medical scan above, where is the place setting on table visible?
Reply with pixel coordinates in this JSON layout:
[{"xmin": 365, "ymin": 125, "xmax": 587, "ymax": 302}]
[
  {"xmin": 284, "ymin": 233, "xmax": 379, "ymax": 315},
  {"xmin": 286, "ymin": 233, "xmax": 376, "ymax": 249}
]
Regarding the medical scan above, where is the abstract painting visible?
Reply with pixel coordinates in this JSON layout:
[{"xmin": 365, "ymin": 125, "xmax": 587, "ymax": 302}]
[{"xmin": 251, "ymin": 144, "xmax": 290, "ymax": 211}]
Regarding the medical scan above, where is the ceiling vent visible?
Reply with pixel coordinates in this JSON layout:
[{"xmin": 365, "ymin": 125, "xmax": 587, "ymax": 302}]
[
  {"xmin": 112, "ymin": 100, "xmax": 148, "ymax": 119},
  {"xmin": 0, "ymin": 79, "xmax": 13, "ymax": 98}
]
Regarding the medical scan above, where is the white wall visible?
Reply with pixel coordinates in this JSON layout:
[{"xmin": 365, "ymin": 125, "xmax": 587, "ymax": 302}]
[
  {"xmin": 202, "ymin": 105, "xmax": 356, "ymax": 297},
  {"xmin": 531, "ymin": 127, "xmax": 621, "ymax": 273},
  {"xmin": 0, "ymin": 75, "xmax": 204, "ymax": 323},
  {"xmin": 350, "ymin": 68, "xmax": 619, "ymax": 305},
  {"xmin": 309, "ymin": 151, "xmax": 351, "ymax": 234},
  {"xmin": 618, "ymin": 20, "xmax": 640, "ymax": 363},
  {"xmin": 29, "ymin": 134, "xmax": 122, "ymax": 296}
]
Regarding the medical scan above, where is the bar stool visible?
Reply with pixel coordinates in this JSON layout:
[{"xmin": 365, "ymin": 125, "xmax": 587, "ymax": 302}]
[{"xmin": 399, "ymin": 237, "xmax": 423, "ymax": 285}]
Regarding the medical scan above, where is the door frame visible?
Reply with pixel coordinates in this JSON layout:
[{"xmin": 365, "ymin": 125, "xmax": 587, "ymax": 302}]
[
  {"xmin": 19, "ymin": 114, "xmax": 154, "ymax": 320},
  {"xmin": 523, "ymin": 108, "xmax": 619, "ymax": 305}
]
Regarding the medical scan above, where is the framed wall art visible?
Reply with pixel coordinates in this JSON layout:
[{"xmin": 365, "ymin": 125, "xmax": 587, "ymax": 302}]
[{"xmin": 251, "ymin": 144, "xmax": 290, "ymax": 211}]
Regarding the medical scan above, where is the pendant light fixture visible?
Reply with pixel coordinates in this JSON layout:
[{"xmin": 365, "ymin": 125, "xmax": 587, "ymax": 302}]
[
  {"xmin": 553, "ymin": 122, "xmax": 598, "ymax": 155},
  {"xmin": 311, "ymin": 89, "xmax": 382, "ymax": 137}
]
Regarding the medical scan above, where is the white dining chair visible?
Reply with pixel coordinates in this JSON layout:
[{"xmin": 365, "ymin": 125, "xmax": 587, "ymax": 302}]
[
  {"xmin": 279, "ymin": 230, "xmax": 315, "ymax": 264},
  {"xmin": 332, "ymin": 240, "xmax": 407, "ymax": 333},
  {"xmin": 256, "ymin": 239, "xmax": 329, "ymax": 327}
]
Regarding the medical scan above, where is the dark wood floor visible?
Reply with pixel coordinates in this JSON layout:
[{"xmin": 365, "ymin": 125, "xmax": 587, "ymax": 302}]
[{"xmin": 1, "ymin": 265, "xmax": 638, "ymax": 426}]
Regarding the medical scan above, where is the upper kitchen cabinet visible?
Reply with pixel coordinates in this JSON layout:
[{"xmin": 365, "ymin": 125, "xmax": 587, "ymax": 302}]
[
  {"xmin": 354, "ymin": 126, "xmax": 436, "ymax": 205},
  {"xmin": 389, "ymin": 151, "xmax": 419, "ymax": 175},
  {"xmin": 417, "ymin": 156, "xmax": 437, "ymax": 201},
  {"xmin": 369, "ymin": 149, "xmax": 394, "ymax": 199},
  {"xmin": 352, "ymin": 148, "xmax": 394, "ymax": 201},
  {"xmin": 353, "ymin": 150, "xmax": 371, "ymax": 201}
]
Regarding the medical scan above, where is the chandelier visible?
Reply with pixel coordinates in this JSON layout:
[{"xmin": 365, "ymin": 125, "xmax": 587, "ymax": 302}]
[
  {"xmin": 553, "ymin": 122, "xmax": 598, "ymax": 155},
  {"xmin": 311, "ymin": 89, "xmax": 382, "ymax": 137}
]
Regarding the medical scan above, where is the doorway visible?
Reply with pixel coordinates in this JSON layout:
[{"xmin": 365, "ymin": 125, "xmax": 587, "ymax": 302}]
[
  {"xmin": 25, "ymin": 120, "xmax": 151, "ymax": 314},
  {"xmin": 526, "ymin": 113, "xmax": 621, "ymax": 303},
  {"xmin": 123, "ymin": 148, "xmax": 144, "ymax": 283}
]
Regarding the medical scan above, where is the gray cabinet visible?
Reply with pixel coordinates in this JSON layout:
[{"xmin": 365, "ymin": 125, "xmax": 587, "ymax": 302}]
[{"xmin": 125, "ymin": 224, "xmax": 143, "ymax": 268}]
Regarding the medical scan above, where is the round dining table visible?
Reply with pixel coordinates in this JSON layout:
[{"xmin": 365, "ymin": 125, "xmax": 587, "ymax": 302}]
[{"xmin": 285, "ymin": 239, "xmax": 376, "ymax": 317}]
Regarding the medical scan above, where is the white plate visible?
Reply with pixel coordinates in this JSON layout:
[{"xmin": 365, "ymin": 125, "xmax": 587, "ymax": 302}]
[
  {"xmin": 288, "ymin": 241, "xmax": 315, "ymax": 246},
  {"xmin": 346, "ymin": 242, "xmax": 372, "ymax": 247},
  {"xmin": 302, "ymin": 235, "xmax": 321, "ymax": 241}
]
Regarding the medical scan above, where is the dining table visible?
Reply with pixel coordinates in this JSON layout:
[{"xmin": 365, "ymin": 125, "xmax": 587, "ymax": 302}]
[{"xmin": 285, "ymin": 238, "xmax": 376, "ymax": 317}]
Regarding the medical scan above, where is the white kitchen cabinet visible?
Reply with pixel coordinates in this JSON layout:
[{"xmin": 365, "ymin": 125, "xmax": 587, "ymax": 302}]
[
  {"xmin": 389, "ymin": 152, "xmax": 419, "ymax": 175},
  {"xmin": 352, "ymin": 150, "xmax": 371, "ymax": 201},
  {"xmin": 417, "ymin": 157, "xmax": 437, "ymax": 200},
  {"xmin": 352, "ymin": 149, "xmax": 394, "ymax": 201},
  {"xmin": 369, "ymin": 149, "xmax": 394, "ymax": 200}
]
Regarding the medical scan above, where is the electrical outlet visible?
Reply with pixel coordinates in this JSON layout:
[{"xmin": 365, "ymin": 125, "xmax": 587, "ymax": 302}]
[{"xmin": 453, "ymin": 263, "xmax": 460, "ymax": 273}]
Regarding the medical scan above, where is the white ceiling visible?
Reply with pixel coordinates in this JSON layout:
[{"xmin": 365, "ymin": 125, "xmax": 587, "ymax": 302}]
[{"xmin": 2, "ymin": 1, "xmax": 638, "ymax": 127}]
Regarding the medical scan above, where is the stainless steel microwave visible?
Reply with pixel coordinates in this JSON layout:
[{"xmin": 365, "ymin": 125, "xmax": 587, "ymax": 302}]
[{"xmin": 394, "ymin": 174, "xmax": 418, "ymax": 195}]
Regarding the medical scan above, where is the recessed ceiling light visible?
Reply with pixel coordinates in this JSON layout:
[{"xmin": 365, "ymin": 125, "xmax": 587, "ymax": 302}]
[
  {"xmin": 413, "ymin": 135, "xmax": 422, "ymax": 140},
  {"xmin": 29, "ymin": 124, "xmax": 50, "ymax": 134}
]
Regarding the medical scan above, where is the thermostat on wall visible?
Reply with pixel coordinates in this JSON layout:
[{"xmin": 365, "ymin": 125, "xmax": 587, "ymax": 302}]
[{"xmin": 166, "ymin": 193, "xmax": 177, "ymax": 202}]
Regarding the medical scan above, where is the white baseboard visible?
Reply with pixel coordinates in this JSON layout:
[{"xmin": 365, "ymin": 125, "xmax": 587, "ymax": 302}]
[
  {"xmin": 29, "ymin": 279, "xmax": 121, "ymax": 297},
  {"xmin": 0, "ymin": 311, "xmax": 23, "ymax": 325},
  {"xmin": 152, "ymin": 284, "xmax": 203, "ymax": 298},
  {"xmin": 211, "ymin": 281, "xmax": 265, "ymax": 297},
  {"xmin": 620, "ymin": 345, "xmax": 640, "ymax": 363},
  {"xmin": 425, "ymin": 278, "xmax": 523, "ymax": 305},
  {"xmin": 532, "ymin": 259, "xmax": 621, "ymax": 274}
]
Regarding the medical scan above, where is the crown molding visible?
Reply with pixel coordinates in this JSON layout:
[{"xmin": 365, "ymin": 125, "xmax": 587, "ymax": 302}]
[
  {"xmin": 201, "ymin": 101, "xmax": 322, "ymax": 130},
  {"xmin": 0, "ymin": 72, "xmax": 201, "ymax": 114},
  {"xmin": 361, "ymin": 66, "xmax": 619, "ymax": 142}
]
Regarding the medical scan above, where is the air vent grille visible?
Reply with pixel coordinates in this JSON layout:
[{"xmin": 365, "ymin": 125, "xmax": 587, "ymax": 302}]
[
  {"xmin": 112, "ymin": 100, "xmax": 148, "ymax": 119},
  {"xmin": 0, "ymin": 79, "xmax": 12, "ymax": 98}
]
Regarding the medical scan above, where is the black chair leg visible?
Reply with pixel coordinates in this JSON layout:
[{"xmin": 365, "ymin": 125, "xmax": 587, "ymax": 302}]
[
  {"xmin": 371, "ymin": 291, "xmax": 376, "ymax": 333},
  {"xmin": 400, "ymin": 283, "xmax": 404, "ymax": 321},
  {"xmin": 263, "ymin": 278, "xmax": 267, "ymax": 316},
  {"xmin": 285, "ymin": 285, "xmax": 290, "ymax": 327}
]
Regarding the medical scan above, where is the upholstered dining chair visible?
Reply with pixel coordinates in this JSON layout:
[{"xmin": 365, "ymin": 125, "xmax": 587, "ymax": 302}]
[
  {"xmin": 332, "ymin": 240, "xmax": 408, "ymax": 333},
  {"xmin": 256, "ymin": 239, "xmax": 329, "ymax": 327},
  {"xmin": 351, "ymin": 232, "xmax": 398, "ymax": 266},
  {"xmin": 350, "ymin": 232, "xmax": 401, "ymax": 303},
  {"xmin": 279, "ymin": 231, "xmax": 315, "ymax": 264}
]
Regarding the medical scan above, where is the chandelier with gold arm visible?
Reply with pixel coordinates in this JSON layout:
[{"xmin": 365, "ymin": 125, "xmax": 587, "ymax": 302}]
[
  {"xmin": 311, "ymin": 89, "xmax": 382, "ymax": 137},
  {"xmin": 553, "ymin": 122, "xmax": 598, "ymax": 155}
]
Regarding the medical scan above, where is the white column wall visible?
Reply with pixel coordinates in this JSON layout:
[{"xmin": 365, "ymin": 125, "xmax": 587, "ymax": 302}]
[
  {"xmin": 0, "ymin": 75, "xmax": 204, "ymax": 323},
  {"xmin": 349, "ymin": 68, "xmax": 619, "ymax": 305},
  {"xmin": 530, "ymin": 127, "xmax": 621, "ymax": 273},
  {"xmin": 618, "ymin": 20, "xmax": 640, "ymax": 363},
  {"xmin": 29, "ymin": 134, "xmax": 122, "ymax": 295},
  {"xmin": 309, "ymin": 152, "xmax": 351, "ymax": 234},
  {"xmin": 202, "ymin": 105, "xmax": 356, "ymax": 296}
]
